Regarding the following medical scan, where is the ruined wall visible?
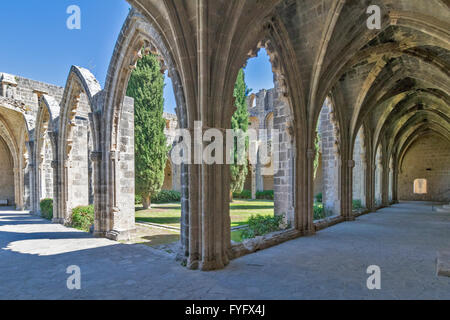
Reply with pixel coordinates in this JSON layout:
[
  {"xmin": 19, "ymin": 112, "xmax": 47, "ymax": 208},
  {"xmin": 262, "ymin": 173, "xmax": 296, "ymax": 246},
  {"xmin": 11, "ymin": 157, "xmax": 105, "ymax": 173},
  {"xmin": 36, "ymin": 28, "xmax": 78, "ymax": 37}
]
[
  {"xmin": 68, "ymin": 118, "xmax": 90, "ymax": 209},
  {"xmin": 272, "ymin": 82, "xmax": 294, "ymax": 221},
  {"xmin": 40, "ymin": 134, "xmax": 53, "ymax": 199},
  {"xmin": 317, "ymin": 100, "xmax": 340, "ymax": 216},
  {"xmin": 399, "ymin": 134, "xmax": 450, "ymax": 202},
  {"xmin": 115, "ymin": 96, "xmax": 135, "ymax": 232},
  {"xmin": 352, "ymin": 130, "xmax": 366, "ymax": 207},
  {"xmin": 375, "ymin": 148, "xmax": 383, "ymax": 206},
  {"xmin": 0, "ymin": 137, "xmax": 14, "ymax": 205}
]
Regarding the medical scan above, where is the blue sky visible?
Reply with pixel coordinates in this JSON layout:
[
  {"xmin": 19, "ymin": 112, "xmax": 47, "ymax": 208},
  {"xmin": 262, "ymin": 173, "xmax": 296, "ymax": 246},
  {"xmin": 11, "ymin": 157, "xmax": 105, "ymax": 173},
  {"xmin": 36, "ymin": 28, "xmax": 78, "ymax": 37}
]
[{"xmin": 0, "ymin": 1, "xmax": 273, "ymax": 113}]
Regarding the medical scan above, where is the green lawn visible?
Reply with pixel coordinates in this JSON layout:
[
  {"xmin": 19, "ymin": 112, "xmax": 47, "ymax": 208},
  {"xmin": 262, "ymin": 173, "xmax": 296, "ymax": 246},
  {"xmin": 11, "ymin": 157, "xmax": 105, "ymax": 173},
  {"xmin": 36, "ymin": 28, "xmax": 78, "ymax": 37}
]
[{"xmin": 135, "ymin": 200, "xmax": 274, "ymax": 229}]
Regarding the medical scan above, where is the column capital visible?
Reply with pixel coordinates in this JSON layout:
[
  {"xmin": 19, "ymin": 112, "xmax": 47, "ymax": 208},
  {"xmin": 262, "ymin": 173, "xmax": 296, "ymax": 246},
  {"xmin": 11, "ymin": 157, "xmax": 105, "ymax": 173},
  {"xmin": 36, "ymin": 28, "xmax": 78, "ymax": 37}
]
[
  {"xmin": 307, "ymin": 149, "xmax": 315, "ymax": 159},
  {"xmin": 51, "ymin": 160, "xmax": 59, "ymax": 169},
  {"xmin": 110, "ymin": 150, "xmax": 120, "ymax": 161},
  {"xmin": 90, "ymin": 151, "xmax": 103, "ymax": 162},
  {"xmin": 348, "ymin": 160, "xmax": 356, "ymax": 168}
]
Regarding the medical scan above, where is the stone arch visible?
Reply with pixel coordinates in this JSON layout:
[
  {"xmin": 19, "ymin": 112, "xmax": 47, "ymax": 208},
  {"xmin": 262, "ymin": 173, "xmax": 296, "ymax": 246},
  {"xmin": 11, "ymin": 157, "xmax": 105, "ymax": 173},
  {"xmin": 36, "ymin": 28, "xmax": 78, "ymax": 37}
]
[
  {"xmin": 0, "ymin": 115, "xmax": 20, "ymax": 208},
  {"xmin": 245, "ymin": 35, "xmax": 300, "ymax": 228},
  {"xmin": 57, "ymin": 66, "xmax": 101, "ymax": 224},
  {"xmin": 101, "ymin": 9, "xmax": 188, "ymax": 241},
  {"xmin": 315, "ymin": 97, "xmax": 342, "ymax": 217},
  {"xmin": 34, "ymin": 95, "xmax": 60, "ymax": 216}
]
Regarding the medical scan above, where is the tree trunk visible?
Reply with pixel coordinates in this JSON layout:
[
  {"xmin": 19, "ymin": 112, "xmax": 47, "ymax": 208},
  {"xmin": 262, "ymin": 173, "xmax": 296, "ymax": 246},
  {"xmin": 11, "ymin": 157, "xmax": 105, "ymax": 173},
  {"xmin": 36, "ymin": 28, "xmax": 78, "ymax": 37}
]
[
  {"xmin": 142, "ymin": 195, "xmax": 151, "ymax": 209},
  {"xmin": 229, "ymin": 190, "xmax": 233, "ymax": 203}
]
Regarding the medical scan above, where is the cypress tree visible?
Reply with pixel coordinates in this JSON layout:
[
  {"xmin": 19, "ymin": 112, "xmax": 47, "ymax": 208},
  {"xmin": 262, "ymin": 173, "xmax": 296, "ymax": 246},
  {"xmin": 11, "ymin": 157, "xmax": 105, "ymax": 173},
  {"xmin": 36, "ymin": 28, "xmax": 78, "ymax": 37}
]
[
  {"xmin": 230, "ymin": 69, "xmax": 251, "ymax": 199},
  {"xmin": 126, "ymin": 53, "xmax": 168, "ymax": 209}
]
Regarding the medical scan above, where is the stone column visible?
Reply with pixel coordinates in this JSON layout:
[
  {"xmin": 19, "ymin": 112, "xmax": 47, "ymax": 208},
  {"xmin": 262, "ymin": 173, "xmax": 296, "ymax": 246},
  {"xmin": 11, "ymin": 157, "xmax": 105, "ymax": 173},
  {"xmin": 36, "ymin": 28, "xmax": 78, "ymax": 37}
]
[
  {"xmin": 90, "ymin": 151, "xmax": 103, "ymax": 236},
  {"xmin": 305, "ymin": 148, "xmax": 316, "ymax": 235},
  {"xmin": 360, "ymin": 154, "xmax": 367, "ymax": 208},
  {"xmin": 13, "ymin": 167, "xmax": 21, "ymax": 210},
  {"xmin": 251, "ymin": 165, "xmax": 256, "ymax": 200},
  {"xmin": 51, "ymin": 160, "xmax": 63, "ymax": 224},
  {"xmin": 342, "ymin": 159, "xmax": 356, "ymax": 221},
  {"xmin": 186, "ymin": 125, "xmax": 230, "ymax": 271},
  {"xmin": 381, "ymin": 159, "xmax": 389, "ymax": 207}
]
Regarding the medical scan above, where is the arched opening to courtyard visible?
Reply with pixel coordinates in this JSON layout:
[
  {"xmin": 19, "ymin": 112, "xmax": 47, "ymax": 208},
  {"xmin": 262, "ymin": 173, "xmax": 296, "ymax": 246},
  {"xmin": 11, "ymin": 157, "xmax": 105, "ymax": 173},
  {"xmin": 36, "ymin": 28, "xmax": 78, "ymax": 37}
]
[
  {"xmin": 352, "ymin": 127, "xmax": 367, "ymax": 213},
  {"xmin": 229, "ymin": 44, "xmax": 296, "ymax": 245},
  {"xmin": 0, "ymin": 136, "xmax": 15, "ymax": 206},
  {"xmin": 313, "ymin": 97, "xmax": 341, "ymax": 221}
]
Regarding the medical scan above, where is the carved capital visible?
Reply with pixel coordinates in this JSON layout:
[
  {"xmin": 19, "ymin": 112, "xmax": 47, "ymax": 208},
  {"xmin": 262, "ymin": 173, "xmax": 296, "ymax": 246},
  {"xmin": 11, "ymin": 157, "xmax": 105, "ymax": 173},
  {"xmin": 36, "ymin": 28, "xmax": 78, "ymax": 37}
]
[
  {"xmin": 51, "ymin": 160, "xmax": 59, "ymax": 169},
  {"xmin": 307, "ymin": 149, "xmax": 315, "ymax": 159},
  {"xmin": 348, "ymin": 160, "xmax": 356, "ymax": 168},
  {"xmin": 90, "ymin": 151, "xmax": 103, "ymax": 162},
  {"xmin": 110, "ymin": 150, "xmax": 120, "ymax": 161}
]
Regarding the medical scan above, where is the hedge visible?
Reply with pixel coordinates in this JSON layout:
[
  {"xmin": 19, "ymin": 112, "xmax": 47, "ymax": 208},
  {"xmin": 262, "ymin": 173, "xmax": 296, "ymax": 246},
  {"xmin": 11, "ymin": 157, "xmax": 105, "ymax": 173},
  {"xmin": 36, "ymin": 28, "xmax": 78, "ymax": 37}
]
[
  {"xmin": 40, "ymin": 199, "xmax": 53, "ymax": 220},
  {"xmin": 256, "ymin": 190, "xmax": 274, "ymax": 200},
  {"xmin": 233, "ymin": 189, "xmax": 252, "ymax": 199},
  {"xmin": 136, "ymin": 190, "xmax": 182, "ymax": 205},
  {"xmin": 232, "ymin": 190, "xmax": 274, "ymax": 200}
]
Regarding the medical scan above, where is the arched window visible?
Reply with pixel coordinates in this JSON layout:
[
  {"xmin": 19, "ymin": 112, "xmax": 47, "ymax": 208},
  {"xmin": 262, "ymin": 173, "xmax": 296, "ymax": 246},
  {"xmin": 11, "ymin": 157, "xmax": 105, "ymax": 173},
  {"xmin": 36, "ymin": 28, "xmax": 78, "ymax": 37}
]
[{"xmin": 414, "ymin": 179, "xmax": 427, "ymax": 194}]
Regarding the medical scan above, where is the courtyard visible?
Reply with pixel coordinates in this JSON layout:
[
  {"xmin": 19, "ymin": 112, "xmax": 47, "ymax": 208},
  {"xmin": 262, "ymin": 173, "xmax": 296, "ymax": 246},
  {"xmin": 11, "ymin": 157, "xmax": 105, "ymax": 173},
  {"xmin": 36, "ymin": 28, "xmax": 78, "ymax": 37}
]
[
  {"xmin": 135, "ymin": 199, "xmax": 275, "ymax": 243},
  {"xmin": 1, "ymin": 202, "xmax": 449, "ymax": 300}
]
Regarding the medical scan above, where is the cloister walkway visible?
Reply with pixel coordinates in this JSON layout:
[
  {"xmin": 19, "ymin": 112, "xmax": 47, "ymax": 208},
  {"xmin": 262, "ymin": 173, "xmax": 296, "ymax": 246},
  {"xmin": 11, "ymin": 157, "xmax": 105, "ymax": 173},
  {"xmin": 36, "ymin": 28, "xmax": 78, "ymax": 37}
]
[{"xmin": 0, "ymin": 202, "xmax": 449, "ymax": 300}]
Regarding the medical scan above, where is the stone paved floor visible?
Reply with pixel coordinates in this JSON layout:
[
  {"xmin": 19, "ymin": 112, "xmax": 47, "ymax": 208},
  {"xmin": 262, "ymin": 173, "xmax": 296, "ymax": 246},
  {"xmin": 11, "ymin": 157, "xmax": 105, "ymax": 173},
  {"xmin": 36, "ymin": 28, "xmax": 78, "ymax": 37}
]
[{"xmin": 0, "ymin": 202, "xmax": 449, "ymax": 300}]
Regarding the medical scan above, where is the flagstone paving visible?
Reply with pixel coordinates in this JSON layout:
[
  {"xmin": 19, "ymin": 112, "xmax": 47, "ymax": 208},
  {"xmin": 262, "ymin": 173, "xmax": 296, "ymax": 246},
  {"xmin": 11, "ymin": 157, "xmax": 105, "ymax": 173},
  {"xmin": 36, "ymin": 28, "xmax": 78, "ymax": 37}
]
[{"xmin": 0, "ymin": 202, "xmax": 449, "ymax": 300}]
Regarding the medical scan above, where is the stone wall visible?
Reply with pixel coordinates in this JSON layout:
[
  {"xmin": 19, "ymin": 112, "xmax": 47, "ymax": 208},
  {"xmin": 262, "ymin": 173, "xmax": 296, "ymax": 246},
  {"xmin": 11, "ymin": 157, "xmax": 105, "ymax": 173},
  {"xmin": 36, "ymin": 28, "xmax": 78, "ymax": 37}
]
[
  {"xmin": 68, "ymin": 118, "xmax": 90, "ymax": 209},
  {"xmin": 352, "ymin": 129, "xmax": 366, "ymax": 207},
  {"xmin": 399, "ymin": 134, "xmax": 450, "ymax": 202},
  {"xmin": 317, "ymin": 99, "xmax": 340, "ymax": 216},
  {"xmin": 375, "ymin": 148, "xmax": 383, "ymax": 206},
  {"xmin": 40, "ymin": 134, "xmax": 53, "ymax": 199}
]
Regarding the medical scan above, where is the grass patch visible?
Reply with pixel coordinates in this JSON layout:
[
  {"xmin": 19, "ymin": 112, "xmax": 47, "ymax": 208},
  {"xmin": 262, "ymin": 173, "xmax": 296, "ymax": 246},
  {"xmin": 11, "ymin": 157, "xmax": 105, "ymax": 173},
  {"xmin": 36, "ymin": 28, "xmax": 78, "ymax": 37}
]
[
  {"xmin": 231, "ymin": 229, "xmax": 244, "ymax": 242},
  {"xmin": 135, "ymin": 200, "xmax": 275, "ymax": 229}
]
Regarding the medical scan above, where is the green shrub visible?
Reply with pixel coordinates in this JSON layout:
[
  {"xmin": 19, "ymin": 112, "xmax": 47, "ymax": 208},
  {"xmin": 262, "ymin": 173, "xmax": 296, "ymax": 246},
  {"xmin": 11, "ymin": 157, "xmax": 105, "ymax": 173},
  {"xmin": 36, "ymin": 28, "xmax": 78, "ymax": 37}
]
[
  {"xmin": 256, "ymin": 190, "xmax": 274, "ymax": 200},
  {"xmin": 352, "ymin": 199, "xmax": 363, "ymax": 210},
  {"xmin": 241, "ymin": 214, "xmax": 283, "ymax": 240},
  {"xmin": 136, "ymin": 191, "xmax": 181, "ymax": 205},
  {"xmin": 71, "ymin": 205, "xmax": 94, "ymax": 232},
  {"xmin": 233, "ymin": 189, "xmax": 252, "ymax": 199},
  {"xmin": 151, "ymin": 190, "xmax": 181, "ymax": 204},
  {"xmin": 315, "ymin": 192, "xmax": 323, "ymax": 203},
  {"xmin": 313, "ymin": 203, "xmax": 326, "ymax": 220},
  {"xmin": 40, "ymin": 199, "xmax": 53, "ymax": 220}
]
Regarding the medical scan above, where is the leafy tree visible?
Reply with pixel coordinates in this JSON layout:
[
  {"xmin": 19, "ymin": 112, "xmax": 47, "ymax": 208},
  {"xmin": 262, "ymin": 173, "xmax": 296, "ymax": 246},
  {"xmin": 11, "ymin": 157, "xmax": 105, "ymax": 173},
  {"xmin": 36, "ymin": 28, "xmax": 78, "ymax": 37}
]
[
  {"xmin": 230, "ymin": 69, "xmax": 251, "ymax": 200},
  {"xmin": 127, "ymin": 53, "xmax": 168, "ymax": 209}
]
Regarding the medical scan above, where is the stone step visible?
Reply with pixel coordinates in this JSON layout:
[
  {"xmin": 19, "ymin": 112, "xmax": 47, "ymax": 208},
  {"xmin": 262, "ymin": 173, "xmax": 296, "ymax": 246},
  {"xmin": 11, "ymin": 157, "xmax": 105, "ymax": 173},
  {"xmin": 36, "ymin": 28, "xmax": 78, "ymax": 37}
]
[
  {"xmin": 436, "ymin": 207, "xmax": 450, "ymax": 213},
  {"xmin": 437, "ymin": 251, "xmax": 450, "ymax": 277}
]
